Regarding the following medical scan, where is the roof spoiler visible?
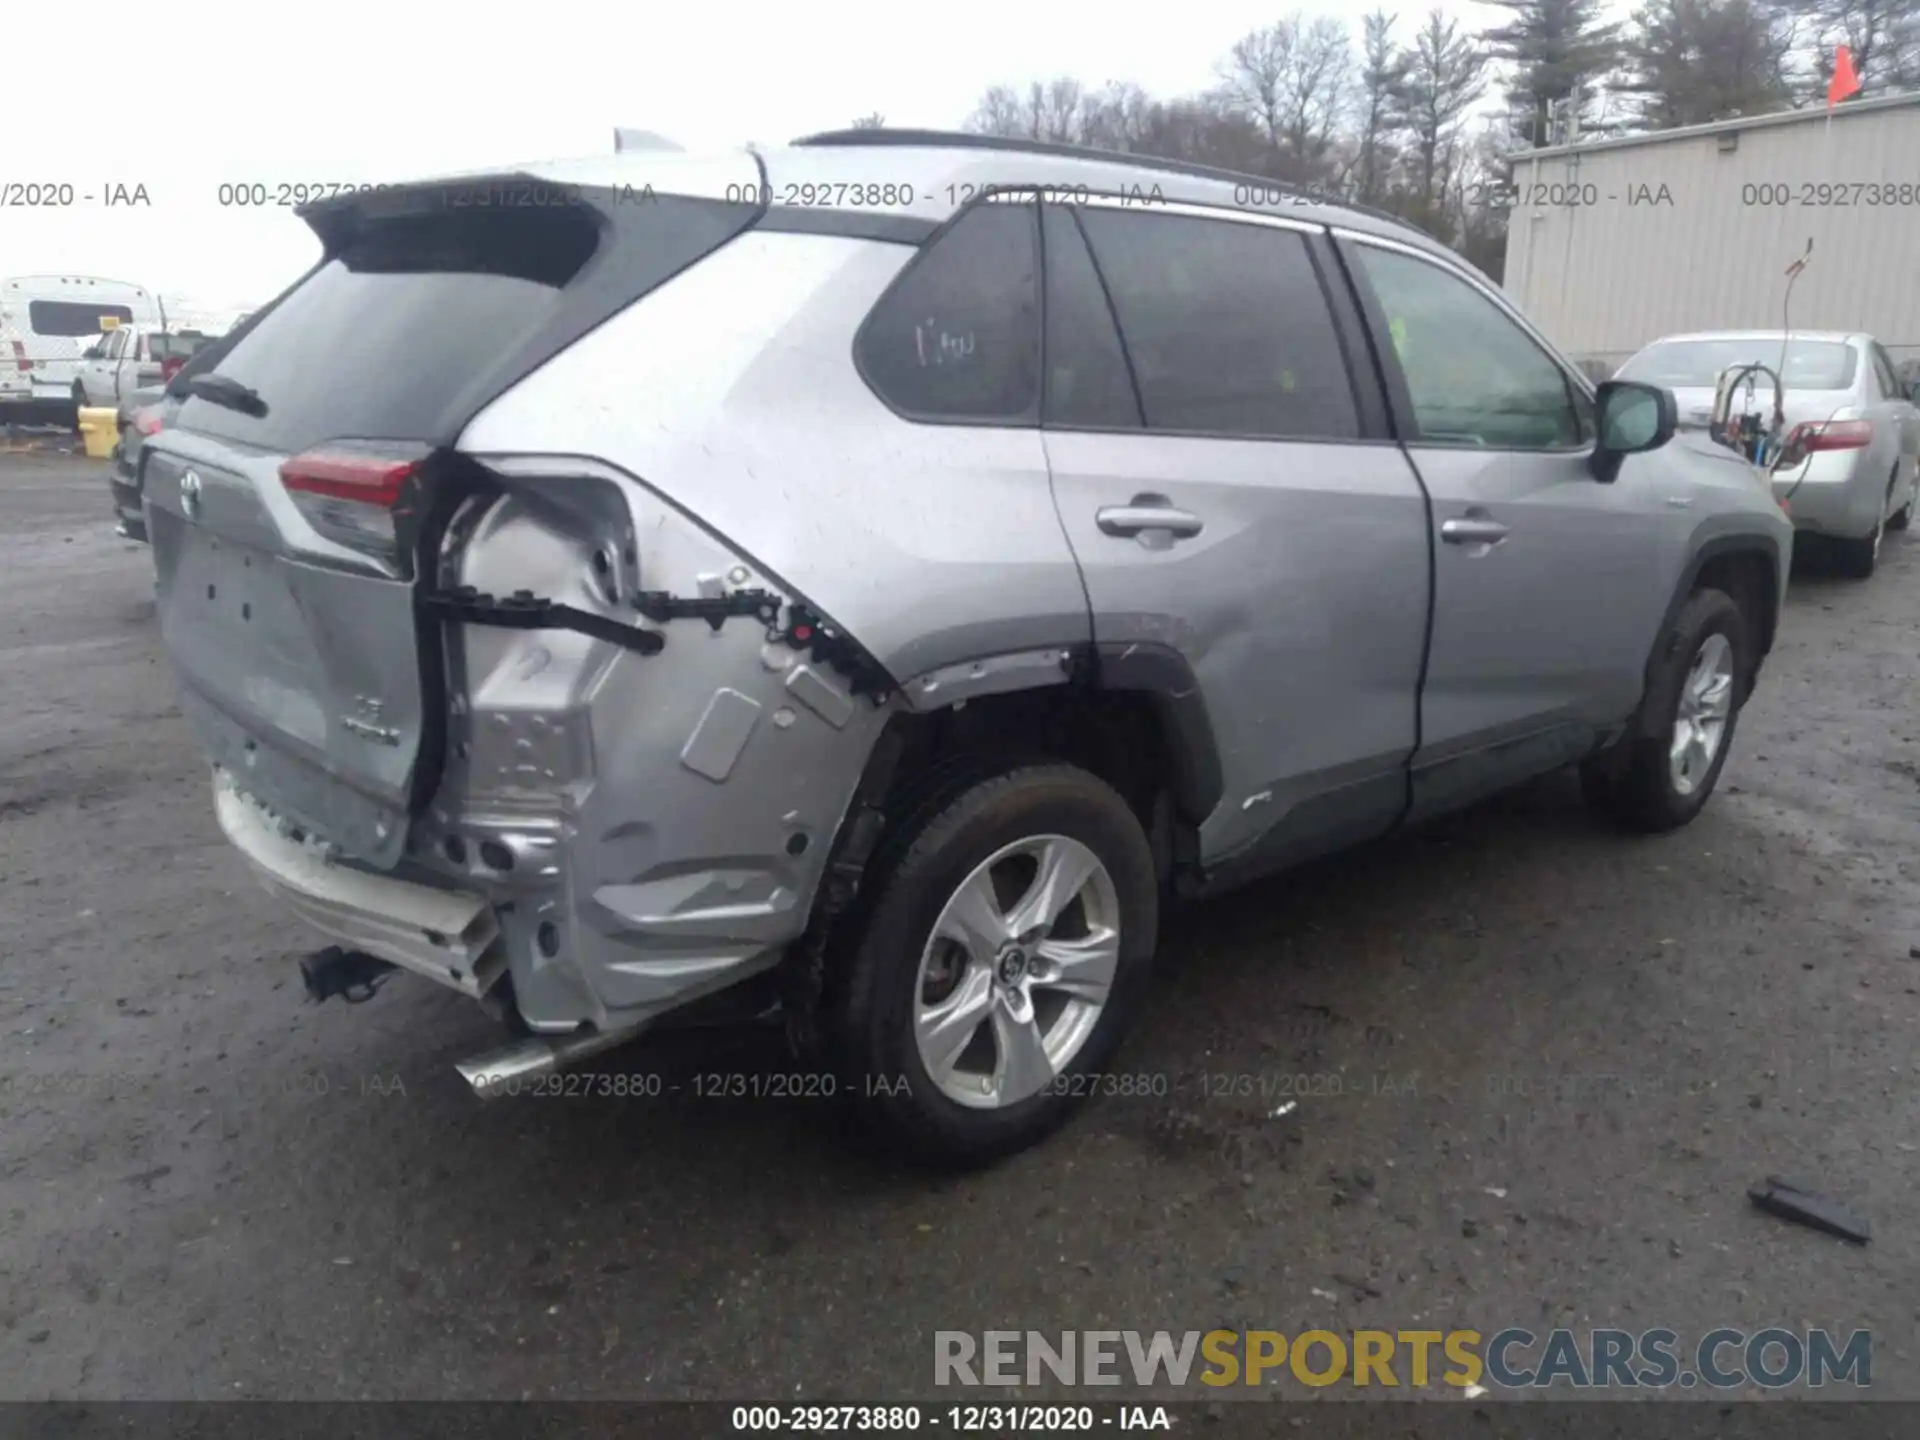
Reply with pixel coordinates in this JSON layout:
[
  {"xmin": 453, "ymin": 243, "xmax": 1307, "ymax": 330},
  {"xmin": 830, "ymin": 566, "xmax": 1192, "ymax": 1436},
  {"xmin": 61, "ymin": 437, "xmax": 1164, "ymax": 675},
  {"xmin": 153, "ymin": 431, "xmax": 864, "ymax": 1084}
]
[{"xmin": 614, "ymin": 129, "xmax": 684, "ymax": 153}]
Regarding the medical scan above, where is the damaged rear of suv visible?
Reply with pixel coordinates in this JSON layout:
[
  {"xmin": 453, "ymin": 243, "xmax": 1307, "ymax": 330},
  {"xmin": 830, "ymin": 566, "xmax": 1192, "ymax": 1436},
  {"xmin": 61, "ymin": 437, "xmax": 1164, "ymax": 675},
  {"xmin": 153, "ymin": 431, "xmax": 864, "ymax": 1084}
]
[
  {"xmin": 148, "ymin": 133, "xmax": 1788, "ymax": 1167},
  {"xmin": 147, "ymin": 154, "xmax": 913, "ymax": 1073}
]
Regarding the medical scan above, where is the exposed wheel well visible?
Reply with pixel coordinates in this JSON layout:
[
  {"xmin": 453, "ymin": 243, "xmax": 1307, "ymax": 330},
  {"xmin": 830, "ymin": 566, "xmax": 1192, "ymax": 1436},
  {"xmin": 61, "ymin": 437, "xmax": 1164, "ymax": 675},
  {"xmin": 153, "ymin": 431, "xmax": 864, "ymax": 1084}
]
[
  {"xmin": 781, "ymin": 684, "xmax": 1194, "ymax": 1054},
  {"xmin": 1692, "ymin": 549, "xmax": 1776, "ymax": 685},
  {"xmin": 812, "ymin": 685, "xmax": 1196, "ymax": 928},
  {"xmin": 869, "ymin": 688, "xmax": 1187, "ymax": 867}
]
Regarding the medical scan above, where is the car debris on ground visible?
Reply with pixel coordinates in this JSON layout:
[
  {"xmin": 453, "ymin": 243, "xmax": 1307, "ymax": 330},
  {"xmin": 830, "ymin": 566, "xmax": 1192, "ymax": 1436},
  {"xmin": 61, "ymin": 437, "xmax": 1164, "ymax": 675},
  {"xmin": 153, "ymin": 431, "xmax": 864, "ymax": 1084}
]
[{"xmin": 1747, "ymin": 1176, "xmax": 1872, "ymax": 1244}]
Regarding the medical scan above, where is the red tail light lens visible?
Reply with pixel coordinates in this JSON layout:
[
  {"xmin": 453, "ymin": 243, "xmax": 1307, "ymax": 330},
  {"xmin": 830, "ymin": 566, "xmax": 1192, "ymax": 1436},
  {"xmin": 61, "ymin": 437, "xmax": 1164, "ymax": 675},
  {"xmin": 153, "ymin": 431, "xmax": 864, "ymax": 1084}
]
[
  {"xmin": 160, "ymin": 355, "xmax": 185, "ymax": 382},
  {"xmin": 1786, "ymin": 418, "xmax": 1873, "ymax": 453},
  {"xmin": 280, "ymin": 451, "xmax": 420, "ymax": 507},
  {"xmin": 279, "ymin": 444, "xmax": 428, "ymax": 569},
  {"xmin": 10, "ymin": 341, "xmax": 27, "ymax": 373}
]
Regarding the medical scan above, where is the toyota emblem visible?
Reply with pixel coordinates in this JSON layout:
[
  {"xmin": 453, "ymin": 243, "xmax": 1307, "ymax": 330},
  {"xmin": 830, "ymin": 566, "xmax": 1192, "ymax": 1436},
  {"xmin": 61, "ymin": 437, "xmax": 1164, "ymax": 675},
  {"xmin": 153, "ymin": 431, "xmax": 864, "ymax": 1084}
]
[{"xmin": 180, "ymin": 470, "xmax": 202, "ymax": 517}]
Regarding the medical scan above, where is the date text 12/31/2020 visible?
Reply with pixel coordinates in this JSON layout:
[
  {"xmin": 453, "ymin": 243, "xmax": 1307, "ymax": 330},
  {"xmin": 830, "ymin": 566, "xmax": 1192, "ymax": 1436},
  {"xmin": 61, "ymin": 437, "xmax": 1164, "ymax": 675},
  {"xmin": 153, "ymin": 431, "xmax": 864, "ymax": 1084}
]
[{"xmin": 467, "ymin": 1070, "xmax": 1180, "ymax": 1101}]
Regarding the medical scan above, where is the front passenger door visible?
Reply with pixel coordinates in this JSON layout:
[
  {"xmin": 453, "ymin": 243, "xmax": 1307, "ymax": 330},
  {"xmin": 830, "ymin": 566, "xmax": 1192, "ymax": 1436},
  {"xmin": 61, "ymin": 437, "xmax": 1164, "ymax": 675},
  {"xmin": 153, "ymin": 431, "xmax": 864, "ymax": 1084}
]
[
  {"xmin": 1340, "ymin": 234, "xmax": 1679, "ymax": 822},
  {"xmin": 84, "ymin": 330, "xmax": 124, "ymax": 405}
]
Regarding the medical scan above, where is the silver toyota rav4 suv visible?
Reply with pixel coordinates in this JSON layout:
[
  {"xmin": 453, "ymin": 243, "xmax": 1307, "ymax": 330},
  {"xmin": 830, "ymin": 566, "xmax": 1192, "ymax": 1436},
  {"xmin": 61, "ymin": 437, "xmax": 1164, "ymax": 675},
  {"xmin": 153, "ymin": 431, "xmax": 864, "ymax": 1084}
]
[{"xmin": 143, "ymin": 130, "xmax": 1792, "ymax": 1164}]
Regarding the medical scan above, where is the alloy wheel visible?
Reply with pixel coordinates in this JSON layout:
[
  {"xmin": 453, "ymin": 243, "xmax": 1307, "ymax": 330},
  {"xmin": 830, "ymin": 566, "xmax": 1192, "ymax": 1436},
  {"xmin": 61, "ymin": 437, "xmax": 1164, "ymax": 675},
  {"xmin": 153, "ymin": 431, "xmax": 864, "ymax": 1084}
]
[
  {"xmin": 1670, "ymin": 632, "xmax": 1734, "ymax": 796},
  {"xmin": 912, "ymin": 835, "xmax": 1121, "ymax": 1109}
]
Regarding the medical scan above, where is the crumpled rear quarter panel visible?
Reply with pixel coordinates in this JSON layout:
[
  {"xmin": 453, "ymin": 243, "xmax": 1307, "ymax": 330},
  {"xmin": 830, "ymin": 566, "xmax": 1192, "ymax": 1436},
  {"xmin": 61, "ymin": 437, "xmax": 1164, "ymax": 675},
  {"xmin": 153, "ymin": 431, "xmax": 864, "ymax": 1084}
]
[{"xmin": 426, "ymin": 460, "xmax": 896, "ymax": 1033}]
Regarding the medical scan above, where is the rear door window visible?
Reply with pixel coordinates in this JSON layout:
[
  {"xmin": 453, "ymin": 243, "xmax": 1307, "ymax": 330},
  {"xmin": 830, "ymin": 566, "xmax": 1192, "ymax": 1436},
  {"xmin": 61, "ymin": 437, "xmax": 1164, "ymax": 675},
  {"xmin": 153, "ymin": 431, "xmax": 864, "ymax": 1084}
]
[
  {"xmin": 1071, "ymin": 208, "xmax": 1359, "ymax": 441},
  {"xmin": 153, "ymin": 331, "xmax": 209, "ymax": 361},
  {"xmin": 856, "ymin": 200, "xmax": 1039, "ymax": 423},
  {"xmin": 1040, "ymin": 205, "xmax": 1141, "ymax": 430},
  {"xmin": 29, "ymin": 300, "xmax": 134, "ymax": 336}
]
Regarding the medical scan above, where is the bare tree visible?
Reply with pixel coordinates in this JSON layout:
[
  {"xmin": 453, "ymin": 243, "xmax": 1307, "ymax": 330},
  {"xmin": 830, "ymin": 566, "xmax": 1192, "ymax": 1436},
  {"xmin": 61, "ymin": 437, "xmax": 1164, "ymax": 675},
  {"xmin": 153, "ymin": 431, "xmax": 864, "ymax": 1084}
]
[
  {"xmin": 966, "ymin": 77, "xmax": 1093, "ymax": 142},
  {"xmin": 967, "ymin": 84, "xmax": 1029, "ymax": 137},
  {"xmin": 1078, "ymin": 82, "xmax": 1160, "ymax": 151},
  {"xmin": 1785, "ymin": 0, "xmax": 1920, "ymax": 96},
  {"xmin": 1217, "ymin": 15, "xmax": 1353, "ymax": 185},
  {"xmin": 849, "ymin": 112, "xmax": 886, "ymax": 129}
]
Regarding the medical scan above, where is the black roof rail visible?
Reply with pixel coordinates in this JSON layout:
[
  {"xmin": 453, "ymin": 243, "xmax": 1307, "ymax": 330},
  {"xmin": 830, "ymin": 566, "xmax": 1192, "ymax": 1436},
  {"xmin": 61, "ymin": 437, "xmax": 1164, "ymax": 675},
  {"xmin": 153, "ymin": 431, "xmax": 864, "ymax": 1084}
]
[{"xmin": 788, "ymin": 127, "xmax": 1409, "ymax": 230}]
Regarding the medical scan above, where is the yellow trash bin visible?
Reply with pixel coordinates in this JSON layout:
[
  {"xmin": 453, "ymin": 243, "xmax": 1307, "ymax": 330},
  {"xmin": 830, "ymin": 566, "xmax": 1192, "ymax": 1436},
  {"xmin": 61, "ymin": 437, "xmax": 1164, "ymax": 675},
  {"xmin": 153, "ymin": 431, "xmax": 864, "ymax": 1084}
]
[{"xmin": 77, "ymin": 406, "xmax": 119, "ymax": 460}]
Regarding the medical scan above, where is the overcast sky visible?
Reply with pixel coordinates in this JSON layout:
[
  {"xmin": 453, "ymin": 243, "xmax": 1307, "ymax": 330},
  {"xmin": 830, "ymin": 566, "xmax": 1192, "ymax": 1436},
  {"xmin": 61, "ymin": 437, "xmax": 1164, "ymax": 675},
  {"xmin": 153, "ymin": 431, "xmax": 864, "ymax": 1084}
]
[{"xmin": 6, "ymin": 0, "xmax": 1504, "ymax": 311}]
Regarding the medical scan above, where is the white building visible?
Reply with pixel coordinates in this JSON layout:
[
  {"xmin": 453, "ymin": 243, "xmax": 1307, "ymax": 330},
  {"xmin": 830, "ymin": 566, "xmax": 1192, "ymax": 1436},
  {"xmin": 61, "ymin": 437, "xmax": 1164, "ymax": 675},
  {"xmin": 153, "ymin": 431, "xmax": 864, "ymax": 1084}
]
[{"xmin": 1502, "ymin": 91, "xmax": 1920, "ymax": 376}]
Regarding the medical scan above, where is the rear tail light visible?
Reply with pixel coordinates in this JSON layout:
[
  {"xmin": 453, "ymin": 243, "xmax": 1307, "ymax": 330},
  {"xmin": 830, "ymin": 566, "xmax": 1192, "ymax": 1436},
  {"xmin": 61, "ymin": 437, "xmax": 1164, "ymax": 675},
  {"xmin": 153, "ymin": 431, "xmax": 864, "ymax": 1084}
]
[
  {"xmin": 1785, "ymin": 418, "xmax": 1873, "ymax": 453},
  {"xmin": 10, "ymin": 341, "xmax": 27, "ymax": 373},
  {"xmin": 160, "ymin": 355, "xmax": 185, "ymax": 382},
  {"xmin": 133, "ymin": 405, "xmax": 165, "ymax": 437},
  {"xmin": 279, "ymin": 443, "xmax": 428, "ymax": 569}
]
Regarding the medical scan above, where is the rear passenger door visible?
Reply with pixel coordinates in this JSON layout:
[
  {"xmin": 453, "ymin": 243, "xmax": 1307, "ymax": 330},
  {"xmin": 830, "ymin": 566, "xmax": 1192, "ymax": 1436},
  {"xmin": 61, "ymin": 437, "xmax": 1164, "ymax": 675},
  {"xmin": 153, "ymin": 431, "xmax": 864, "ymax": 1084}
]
[
  {"xmin": 1868, "ymin": 341, "xmax": 1920, "ymax": 502},
  {"xmin": 1337, "ymin": 231, "xmax": 1675, "ymax": 821},
  {"xmin": 1040, "ymin": 199, "xmax": 1432, "ymax": 873}
]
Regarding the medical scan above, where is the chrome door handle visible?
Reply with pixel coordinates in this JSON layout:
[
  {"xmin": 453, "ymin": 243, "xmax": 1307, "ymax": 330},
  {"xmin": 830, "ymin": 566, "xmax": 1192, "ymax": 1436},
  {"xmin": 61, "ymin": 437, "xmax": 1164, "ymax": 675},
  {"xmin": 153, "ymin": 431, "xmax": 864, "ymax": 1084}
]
[
  {"xmin": 1096, "ymin": 505, "xmax": 1205, "ymax": 539},
  {"xmin": 1440, "ymin": 517, "xmax": 1510, "ymax": 546}
]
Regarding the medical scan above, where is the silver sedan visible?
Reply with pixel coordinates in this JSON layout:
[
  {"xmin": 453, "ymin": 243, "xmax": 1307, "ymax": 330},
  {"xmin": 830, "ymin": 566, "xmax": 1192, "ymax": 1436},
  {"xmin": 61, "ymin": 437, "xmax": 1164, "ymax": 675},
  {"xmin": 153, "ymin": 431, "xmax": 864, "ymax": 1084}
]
[{"xmin": 1617, "ymin": 329, "xmax": 1920, "ymax": 578}]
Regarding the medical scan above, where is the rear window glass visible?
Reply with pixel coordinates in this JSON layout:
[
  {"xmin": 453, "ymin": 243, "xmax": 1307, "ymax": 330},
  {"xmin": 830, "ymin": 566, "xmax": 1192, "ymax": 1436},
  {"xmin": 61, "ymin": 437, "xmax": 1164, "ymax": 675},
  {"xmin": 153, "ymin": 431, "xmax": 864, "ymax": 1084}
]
[
  {"xmin": 856, "ymin": 201, "xmax": 1039, "ymax": 422},
  {"xmin": 181, "ymin": 192, "xmax": 756, "ymax": 453},
  {"xmin": 1619, "ymin": 338, "xmax": 1858, "ymax": 390},
  {"xmin": 29, "ymin": 300, "xmax": 135, "ymax": 336},
  {"xmin": 151, "ymin": 331, "xmax": 212, "ymax": 360}
]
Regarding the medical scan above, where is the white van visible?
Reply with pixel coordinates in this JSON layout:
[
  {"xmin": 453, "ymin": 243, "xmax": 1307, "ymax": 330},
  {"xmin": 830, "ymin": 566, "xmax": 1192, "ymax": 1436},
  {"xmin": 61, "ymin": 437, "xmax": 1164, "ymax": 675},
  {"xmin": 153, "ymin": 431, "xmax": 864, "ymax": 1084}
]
[{"xmin": 0, "ymin": 275, "xmax": 162, "ymax": 417}]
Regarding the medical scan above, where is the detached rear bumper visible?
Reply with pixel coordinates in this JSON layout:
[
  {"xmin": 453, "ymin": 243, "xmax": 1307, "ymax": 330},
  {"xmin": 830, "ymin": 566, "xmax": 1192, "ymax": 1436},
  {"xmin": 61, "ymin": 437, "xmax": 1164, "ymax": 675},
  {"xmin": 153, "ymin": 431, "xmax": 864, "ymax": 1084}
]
[{"xmin": 214, "ymin": 771, "xmax": 506, "ymax": 998}]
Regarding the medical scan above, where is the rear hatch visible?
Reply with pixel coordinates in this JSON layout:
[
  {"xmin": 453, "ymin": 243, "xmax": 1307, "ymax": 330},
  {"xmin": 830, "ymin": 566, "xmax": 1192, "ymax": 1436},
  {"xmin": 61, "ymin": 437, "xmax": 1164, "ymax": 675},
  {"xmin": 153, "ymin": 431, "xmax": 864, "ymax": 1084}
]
[{"xmin": 145, "ymin": 161, "xmax": 764, "ymax": 867}]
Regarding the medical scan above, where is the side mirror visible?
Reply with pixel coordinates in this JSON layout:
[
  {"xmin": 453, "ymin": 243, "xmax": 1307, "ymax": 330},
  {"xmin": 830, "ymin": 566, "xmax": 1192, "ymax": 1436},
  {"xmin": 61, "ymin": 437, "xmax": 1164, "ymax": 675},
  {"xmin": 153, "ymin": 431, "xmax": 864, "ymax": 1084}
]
[
  {"xmin": 1907, "ymin": 380, "xmax": 1920, "ymax": 405},
  {"xmin": 1589, "ymin": 380, "xmax": 1676, "ymax": 483},
  {"xmin": 82, "ymin": 344, "xmax": 102, "ymax": 360}
]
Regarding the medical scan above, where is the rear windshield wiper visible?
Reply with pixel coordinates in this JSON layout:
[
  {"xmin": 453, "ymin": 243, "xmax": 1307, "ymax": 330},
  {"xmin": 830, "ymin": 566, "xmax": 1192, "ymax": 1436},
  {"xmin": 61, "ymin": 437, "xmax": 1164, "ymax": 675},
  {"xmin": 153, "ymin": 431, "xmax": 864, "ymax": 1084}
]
[{"xmin": 183, "ymin": 374, "xmax": 269, "ymax": 418}]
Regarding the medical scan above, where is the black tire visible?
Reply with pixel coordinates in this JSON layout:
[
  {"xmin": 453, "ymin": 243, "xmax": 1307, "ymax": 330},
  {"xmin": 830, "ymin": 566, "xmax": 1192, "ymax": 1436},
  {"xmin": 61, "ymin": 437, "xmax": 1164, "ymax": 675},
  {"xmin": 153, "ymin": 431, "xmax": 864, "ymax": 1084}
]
[
  {"xmin": 1886, "ymin": 467, "xmax": 1911, "ymax": 532},
  {"xmin": 825, "ymin": 763, "xmax": 1158, "ymax": 1167},
  {"xmin": 1834, "ymin": 482, "xmax": 1891, "ymax": 578},
  {"xmin": 1581, "ymin": 587, "xmax": 1750, "ymax": 834}
]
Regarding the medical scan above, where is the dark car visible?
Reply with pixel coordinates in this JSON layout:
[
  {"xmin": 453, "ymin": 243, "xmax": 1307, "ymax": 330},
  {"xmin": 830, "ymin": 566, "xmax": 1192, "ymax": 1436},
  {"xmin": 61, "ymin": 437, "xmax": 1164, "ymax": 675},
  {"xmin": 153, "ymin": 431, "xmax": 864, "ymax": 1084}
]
[
  {"xmin": 108, "ymin": 385, "xmax": 175, "ymax": 541},
  {"xmin": 107, "ymin": 326, "xmax": 242, "ymax": 541}
]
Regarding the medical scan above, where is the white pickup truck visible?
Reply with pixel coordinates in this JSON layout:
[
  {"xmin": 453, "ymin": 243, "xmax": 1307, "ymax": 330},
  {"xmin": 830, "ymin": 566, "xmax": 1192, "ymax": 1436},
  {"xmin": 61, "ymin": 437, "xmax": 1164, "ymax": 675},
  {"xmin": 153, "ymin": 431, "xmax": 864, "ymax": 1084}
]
[{"xmin": 73, "ymin": 323, "xmax": 218, "ymax": 408}]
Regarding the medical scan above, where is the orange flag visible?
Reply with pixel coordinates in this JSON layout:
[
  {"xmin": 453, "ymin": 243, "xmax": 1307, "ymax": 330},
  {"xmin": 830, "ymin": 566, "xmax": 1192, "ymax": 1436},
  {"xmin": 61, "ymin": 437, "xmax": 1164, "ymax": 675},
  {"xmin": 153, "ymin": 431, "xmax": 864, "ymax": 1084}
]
[{"xmin": 1828, "ymin": 44, "xmax": 1862, "ymax": 107}]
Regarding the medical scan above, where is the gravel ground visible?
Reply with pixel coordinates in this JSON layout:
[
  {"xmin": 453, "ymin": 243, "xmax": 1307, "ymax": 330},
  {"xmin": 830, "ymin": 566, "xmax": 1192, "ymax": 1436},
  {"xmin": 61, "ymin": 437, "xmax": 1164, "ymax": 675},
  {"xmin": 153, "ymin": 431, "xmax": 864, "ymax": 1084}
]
[{"xmin": 2, "ymin": 454, "xmax": 1916, "ymax": 1403}]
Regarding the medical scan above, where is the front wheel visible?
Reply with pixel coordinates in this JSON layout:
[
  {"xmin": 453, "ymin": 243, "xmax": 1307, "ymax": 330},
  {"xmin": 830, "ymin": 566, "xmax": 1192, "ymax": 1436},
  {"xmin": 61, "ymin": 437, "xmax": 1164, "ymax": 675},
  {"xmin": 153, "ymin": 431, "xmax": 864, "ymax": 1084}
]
[
  {"xmin": 825, "ymin": 763, "xmax": 1158, "ymax": 1167},
  {"xmin": 1582, "ymin": 587, "xmax": 1749, "ymax": 833}
]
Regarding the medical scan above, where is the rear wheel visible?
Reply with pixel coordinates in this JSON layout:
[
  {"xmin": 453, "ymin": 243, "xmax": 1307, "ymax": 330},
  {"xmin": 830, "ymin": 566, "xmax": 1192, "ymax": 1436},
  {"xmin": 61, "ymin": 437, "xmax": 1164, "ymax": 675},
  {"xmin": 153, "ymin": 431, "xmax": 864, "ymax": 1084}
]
[
  {"xmin": 1833, "ymin": 505, "xmax": 1883, "ymax": 579},
  {"xmin": 1886, "ymin": 466, "xmax": 1911, "ymax": 532},
  {"xmin": 825, "ymin": 763, "xmax": 1158, "ymax": 1167},
  {"xmin": 1582, "ymin": 587, "xmax": 1749, "ymax": 833}
]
